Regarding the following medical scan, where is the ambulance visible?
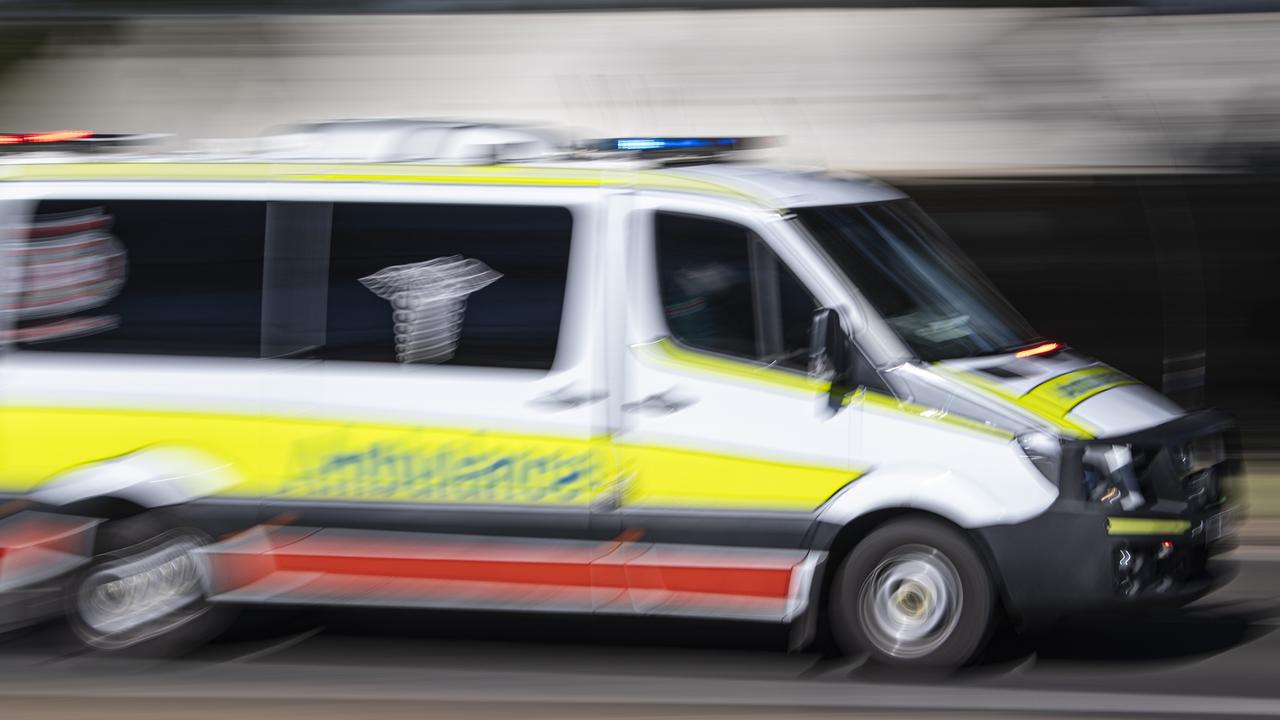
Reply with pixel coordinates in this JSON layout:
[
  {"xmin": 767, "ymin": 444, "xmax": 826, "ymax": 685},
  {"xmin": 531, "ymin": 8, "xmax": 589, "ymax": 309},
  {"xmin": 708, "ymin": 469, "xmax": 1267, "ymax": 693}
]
[{"xmin": 0, "ymin": 122, "xmax": 1239, "ymax": 667}]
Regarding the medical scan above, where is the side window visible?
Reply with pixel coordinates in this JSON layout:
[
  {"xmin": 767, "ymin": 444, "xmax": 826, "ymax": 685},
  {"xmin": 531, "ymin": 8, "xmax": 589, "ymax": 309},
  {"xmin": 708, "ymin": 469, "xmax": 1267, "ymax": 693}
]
[
  {"xmin": 655, "ymin": 212, "xmax": 818, "ymax": 371},
  {"xmin": 15, "ymin": 200, "xmax": 266, "ymax": 357},
  {"xmin": 776, "ymin": 260, "xmax": 822, "ymax": 371},
  {"xmin": 324, "ymin": 203, "xmax": 573, "ymax": 370},
  {"xmin": 654, "ymin": 213, "xmax": 757, "ymax": 360}
]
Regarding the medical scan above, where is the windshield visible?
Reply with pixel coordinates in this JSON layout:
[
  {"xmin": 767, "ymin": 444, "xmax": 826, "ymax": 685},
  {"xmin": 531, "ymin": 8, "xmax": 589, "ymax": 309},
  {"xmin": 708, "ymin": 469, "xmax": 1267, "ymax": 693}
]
[{"xmin": 793, "ymin": 200, "xmax": 1039, "ymax": 361}]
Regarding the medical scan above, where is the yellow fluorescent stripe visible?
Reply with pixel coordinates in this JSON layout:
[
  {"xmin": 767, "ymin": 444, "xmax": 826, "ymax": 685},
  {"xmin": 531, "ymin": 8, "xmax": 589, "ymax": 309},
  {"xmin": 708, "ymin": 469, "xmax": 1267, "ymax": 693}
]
[
  {"xmin": 616, "ymin": 439, "xmax": 855, "ymax": 475},
  {"xmin": 1022, "ymin": 366, "xmax": 1138, "ymax": 417},
  {"xmin": 1106, "ymin": 517, "xmax": 1192, "ymax": 536},
  {"xmin": 293, "ymin": 173, "xmax": 602, "ymax": 186},
  {"xmin": 629, "ymin": 171, "xmax": 766, "ymax": 205},
  {"xmin": 635, "ymin": 337, "xmax": 829, "ymax": 394},
  {"xmin": 933, "ymin": 365, "xmax": 1099, "ymax": 439},
  {"xmin": 862, "ymin": 390, "xmax": 1014, "ymax": 440},
  {"xmin": 0, "ymin": 162, "xmax": 769, "ymax": 207},
  {"xmin": 616, "ymin": 441, "xmax": 859, "ymax": 512},
  {"xmin": 636, "ymin": 339, "xmax": 1013, "ymax": 440},
  {"xmin": 0, "ymin": 405, "xmax": 613, "ymax": 504},
  {"xmin": 0, "ymin": 404, "xmax": 854, "ymax": 512}
]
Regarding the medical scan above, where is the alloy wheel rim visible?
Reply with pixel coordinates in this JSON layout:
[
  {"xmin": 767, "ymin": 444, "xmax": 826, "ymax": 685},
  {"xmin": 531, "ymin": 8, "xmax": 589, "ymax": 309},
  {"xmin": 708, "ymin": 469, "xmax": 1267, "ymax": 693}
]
[{"xmin": 857, "ymin": 544, "xmax": 963, "ymax": 659}]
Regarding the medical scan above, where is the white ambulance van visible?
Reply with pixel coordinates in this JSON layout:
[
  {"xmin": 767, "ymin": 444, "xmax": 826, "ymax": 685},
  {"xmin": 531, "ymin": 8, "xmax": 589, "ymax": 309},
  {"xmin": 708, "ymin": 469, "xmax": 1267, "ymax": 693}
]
[{"xmin": 0, "ymin": 122, "xmax": 1239, "ymax": 667}]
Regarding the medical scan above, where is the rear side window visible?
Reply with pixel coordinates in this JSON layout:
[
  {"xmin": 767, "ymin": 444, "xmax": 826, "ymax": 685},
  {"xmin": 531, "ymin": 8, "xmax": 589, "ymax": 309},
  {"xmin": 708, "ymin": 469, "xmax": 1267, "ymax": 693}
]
[
  {"xmin": 323, "ymin": 203, "xmax": 573, "ymax": 370},
  {"xmin": 655, "ymin": 212, "xmax": 818, "ymax": 371},
  {"xmin": 15, "ymin": 200, "xmax": 266, "ymax": 357}
]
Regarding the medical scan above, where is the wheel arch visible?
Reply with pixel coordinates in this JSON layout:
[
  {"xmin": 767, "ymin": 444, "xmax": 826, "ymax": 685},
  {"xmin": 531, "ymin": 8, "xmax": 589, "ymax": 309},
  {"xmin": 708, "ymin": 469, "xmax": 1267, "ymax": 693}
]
[
  {"xmin": 804, "ymin": 508, "xmax": 1016, "ymax": 650},
  {"xmin": 56, "ymin": 495, "xmax": 151, "ymax": 523}
]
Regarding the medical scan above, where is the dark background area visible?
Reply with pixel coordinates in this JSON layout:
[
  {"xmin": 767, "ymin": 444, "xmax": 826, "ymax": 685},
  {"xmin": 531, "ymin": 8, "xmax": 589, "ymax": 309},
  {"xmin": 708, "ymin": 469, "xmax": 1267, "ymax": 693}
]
[{"xmin": 894, "ymin": 172, "xmax": 1280, "ymax": 453}]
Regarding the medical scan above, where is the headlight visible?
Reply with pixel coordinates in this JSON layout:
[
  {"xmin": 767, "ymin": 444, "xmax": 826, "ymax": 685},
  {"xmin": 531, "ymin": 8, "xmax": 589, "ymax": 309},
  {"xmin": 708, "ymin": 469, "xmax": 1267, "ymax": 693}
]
[
  {"xmin": 1083, "ymin": 444, "xmax": 1146, "ymax": 511},
  {"xmin": 1017, "ymin": 431, "xmax": 1062, "ymax": 484}
]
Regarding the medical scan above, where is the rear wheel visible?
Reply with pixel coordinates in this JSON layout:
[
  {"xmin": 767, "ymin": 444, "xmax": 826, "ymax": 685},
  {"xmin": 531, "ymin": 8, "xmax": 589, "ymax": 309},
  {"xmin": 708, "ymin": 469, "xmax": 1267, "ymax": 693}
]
[
  {"xmin": 830, "ymin": 517, "xmax": 996, "ymax": 668},
  {"xmin": 68, "ymin": 511, "xmax": 227, "ymax": 653}
]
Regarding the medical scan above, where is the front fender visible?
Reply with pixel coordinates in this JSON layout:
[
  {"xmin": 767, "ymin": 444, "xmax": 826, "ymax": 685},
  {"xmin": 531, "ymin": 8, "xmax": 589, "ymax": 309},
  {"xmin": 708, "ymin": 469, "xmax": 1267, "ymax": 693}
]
[{"xmin": 817, "ymin": 460, "xmax": 1058, "ymax": 530}]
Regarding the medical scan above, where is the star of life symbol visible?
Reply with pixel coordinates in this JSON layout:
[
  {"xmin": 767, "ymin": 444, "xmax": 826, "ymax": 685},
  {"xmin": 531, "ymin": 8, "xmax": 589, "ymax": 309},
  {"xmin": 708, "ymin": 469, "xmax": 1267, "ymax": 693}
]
[{"xmin": 359, "ymin": 255, "xmax": 502, "ymax": 364}]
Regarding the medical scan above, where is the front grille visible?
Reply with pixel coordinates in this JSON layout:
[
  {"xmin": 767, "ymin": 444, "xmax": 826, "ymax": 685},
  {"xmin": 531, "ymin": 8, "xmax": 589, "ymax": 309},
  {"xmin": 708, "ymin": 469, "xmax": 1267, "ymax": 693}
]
[{"xmin": 1076, "ymin": 411, "xmax": 1238, "ymax": 511}]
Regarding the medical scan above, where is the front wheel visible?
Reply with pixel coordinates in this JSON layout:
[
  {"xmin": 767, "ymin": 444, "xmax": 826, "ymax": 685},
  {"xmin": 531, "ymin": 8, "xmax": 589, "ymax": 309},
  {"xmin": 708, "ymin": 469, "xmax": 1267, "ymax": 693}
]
[{"xmin": 829, "ymin": 517, "xmax": 996, "ymax": 668}]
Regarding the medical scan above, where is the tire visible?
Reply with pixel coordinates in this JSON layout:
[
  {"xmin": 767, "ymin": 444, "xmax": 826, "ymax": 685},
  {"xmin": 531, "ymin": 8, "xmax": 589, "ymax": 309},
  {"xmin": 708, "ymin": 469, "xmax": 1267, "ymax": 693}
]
[
  {"xmin": 829, "ymin": 517, "xmax": 996, "ymax": 669},
  {"xmin": 67, "ymin": 510, "xmax": 230, "ymax": 654}
]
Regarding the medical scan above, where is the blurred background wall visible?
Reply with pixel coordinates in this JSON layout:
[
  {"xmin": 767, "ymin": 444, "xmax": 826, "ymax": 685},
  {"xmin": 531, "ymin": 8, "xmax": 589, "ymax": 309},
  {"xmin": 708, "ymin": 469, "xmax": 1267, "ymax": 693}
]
[{"xmin": 0, "ymin": 9, "xmax": 1278, "ymax": 170}]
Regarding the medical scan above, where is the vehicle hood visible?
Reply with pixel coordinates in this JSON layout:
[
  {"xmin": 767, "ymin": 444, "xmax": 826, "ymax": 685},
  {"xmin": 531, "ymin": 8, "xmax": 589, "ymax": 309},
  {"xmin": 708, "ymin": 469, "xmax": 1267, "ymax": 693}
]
[{"xmin": 930, "ymin": 350, "xmax": 1184, "ymax": 439}]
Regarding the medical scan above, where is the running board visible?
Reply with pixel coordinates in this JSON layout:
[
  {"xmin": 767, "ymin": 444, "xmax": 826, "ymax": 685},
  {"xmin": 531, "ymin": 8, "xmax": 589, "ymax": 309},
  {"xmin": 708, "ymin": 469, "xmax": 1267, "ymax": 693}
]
[{"xmin": 199, "ymin": 526, "xmax": 821, "ymax": 622}]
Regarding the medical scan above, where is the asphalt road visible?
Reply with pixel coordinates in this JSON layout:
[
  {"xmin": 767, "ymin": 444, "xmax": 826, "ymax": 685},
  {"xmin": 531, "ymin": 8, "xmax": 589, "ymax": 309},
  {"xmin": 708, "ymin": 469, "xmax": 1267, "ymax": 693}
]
[{"xmin": 1, "ymin": 550, "xmax": 1279, "ymax": 719}]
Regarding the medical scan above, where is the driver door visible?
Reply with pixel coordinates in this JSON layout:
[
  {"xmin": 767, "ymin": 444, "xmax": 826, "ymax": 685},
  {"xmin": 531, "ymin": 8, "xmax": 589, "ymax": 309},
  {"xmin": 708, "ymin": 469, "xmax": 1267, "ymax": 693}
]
[{"xmin": 600, "ymin": 200, "xmax": 859, "ymax": 619}]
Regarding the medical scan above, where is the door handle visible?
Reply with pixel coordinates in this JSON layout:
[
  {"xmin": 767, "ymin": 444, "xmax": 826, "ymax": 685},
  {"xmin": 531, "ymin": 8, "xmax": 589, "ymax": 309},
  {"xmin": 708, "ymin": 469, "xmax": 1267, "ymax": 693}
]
[
  {"xmin": 622, "ymin": 390, "xmax": 697, "ymax": 415},
  {"xmin": 528, "ymin": 386, "xmax": 608, "ymax": 411}
]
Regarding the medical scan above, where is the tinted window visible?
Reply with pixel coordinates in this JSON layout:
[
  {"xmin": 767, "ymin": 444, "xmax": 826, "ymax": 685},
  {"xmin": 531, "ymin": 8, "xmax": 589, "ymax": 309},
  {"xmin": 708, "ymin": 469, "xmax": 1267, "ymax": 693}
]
[
  {"xmin": 794, "ymin": 201, "xmax": 1038, "ymax": 361},
  {"xmin": 655, "ymin": 213, "xmax": 757, "ymax": 360},
  {"xmin": 324, "ymin": 203, "xmax": 572, "ymax": 370},
  {"xmin": 16, "ymin": 200, "xmax": 266, "ymax": 357},
  {"xmin": 655, "ymin": 212, "xmax": 817, "ymax": 370},
  {"xmin": 777, "ymin": 261, "xmax": 820, "ymax": 371}
]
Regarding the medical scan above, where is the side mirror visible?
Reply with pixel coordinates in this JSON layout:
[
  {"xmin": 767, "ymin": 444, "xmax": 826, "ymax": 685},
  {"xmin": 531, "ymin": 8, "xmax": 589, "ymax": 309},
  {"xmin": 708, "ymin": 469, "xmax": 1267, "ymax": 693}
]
[{"xmin": 808, "ymin": 307, "xmax": 854, "ymax": 408}]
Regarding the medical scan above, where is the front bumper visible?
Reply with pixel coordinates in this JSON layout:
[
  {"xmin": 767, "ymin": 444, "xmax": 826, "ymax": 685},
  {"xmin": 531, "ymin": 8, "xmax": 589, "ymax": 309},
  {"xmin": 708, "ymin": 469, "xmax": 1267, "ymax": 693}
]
[
  {"xmin": 979, "ymin": 408, "xmax": 1242, "ymax": 627},
  {"xmin": 974, "ymin": 504, "xmax": 1236, "ymax": 627}
]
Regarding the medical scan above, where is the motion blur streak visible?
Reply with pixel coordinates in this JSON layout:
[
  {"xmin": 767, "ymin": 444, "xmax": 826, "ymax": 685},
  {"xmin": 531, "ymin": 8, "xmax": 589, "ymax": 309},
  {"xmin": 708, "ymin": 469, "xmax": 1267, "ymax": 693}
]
[
  {"xmin": 0, "ymin": 8, "xmax": 1275, "ymax": 170},
  {"xmin": 0, "ymin": 2, "xmax": 1276, "ymax": 718}
]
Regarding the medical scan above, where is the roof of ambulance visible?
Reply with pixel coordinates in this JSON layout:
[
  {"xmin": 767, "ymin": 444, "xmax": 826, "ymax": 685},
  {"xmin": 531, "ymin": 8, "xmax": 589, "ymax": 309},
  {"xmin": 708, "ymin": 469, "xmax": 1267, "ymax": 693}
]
[
  {"xmin": 656, "ymin": 162, "xmax": 906, "ymax": 208},
  {"xmin": 0, "ymin": 155, "xmax": 907, "ymax": 210}
]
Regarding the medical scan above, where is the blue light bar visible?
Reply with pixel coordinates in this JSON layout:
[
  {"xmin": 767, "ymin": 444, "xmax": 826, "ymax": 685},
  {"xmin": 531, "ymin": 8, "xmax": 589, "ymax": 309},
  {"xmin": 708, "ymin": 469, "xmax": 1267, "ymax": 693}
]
[
  {"xmin": 586, "ymin": 136, "xmax": 769, "ymax": 154},
  {"xmin": 613, "ymin": 137, "xmax": 737, "ymax": 151}
]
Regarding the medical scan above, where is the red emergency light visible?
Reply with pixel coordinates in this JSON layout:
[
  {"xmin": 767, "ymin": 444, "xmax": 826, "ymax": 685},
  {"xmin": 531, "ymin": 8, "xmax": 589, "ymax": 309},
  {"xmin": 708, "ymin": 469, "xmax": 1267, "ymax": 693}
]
[
  {"xmin": 0, "ymin": 130, "xmax": 93, "ymax": 145},
  {"xmin": 1014, "ymin": 341, "xmax": 1065, "ymax": 359}
]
